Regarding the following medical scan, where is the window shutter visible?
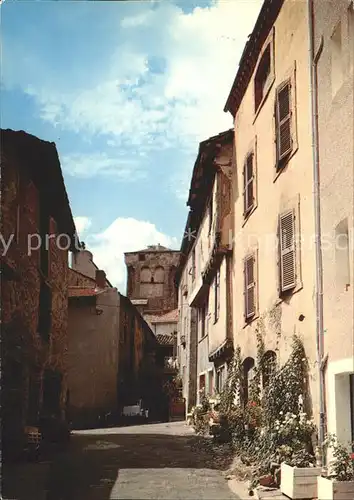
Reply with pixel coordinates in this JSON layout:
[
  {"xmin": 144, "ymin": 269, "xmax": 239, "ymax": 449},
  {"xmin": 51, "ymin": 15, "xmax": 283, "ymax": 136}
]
[
  {"xmin": 279, "ymin": 210, "xmax": 296, "ymax": 291},
  {"xmin": 243, "ymin": 153, "xmax": 254, "ymax": 214},
  {"xmin": 276, "ymin": 81, "xmax": 292, "ymax": 162},
  {"xmin": 244, "ymin": 255, "xmax": 255, "ymax": 319},
  {"xmin": 217, "ymin": 269, "xmax": 220, "ymax": 318}
]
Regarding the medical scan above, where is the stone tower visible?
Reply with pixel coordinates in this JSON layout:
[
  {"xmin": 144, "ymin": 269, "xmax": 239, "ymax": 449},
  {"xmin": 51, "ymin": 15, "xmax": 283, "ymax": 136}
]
[{"xmin": 124, "ymin": 244, "xmax": 180, "ymax": 317}]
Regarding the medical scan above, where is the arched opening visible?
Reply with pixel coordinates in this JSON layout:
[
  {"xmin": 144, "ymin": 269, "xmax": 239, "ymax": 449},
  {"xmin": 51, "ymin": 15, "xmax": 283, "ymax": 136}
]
[
  {"xmin": 140, "ymin": 266, "xmax": 151, "ymax": 283},
  {"xmin": 154, "ymin": 266, "xmax": 165, "ymax": 283}
]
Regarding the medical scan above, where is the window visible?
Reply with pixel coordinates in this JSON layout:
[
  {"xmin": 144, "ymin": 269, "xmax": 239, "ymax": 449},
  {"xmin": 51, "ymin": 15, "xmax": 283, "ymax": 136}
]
[
  {"xmin": 214, "ymin": 268, "xmax": 220, "ymax": 323},
  {"xmin": 335, "ymin": 218, "xmax": 350, "ymax": 290},
  {"xmin": 140, "ymin": 266, "xmax": 151, "ymax": 283},
  {"xmin": 139, "ymin": 254, "xmax": 145, "ymax": 261},
  {"xmin": 275, "ymin": 79, "xmax": 293, "ymax": 165},
  {"xmin": 208, "ymin": 370, "xmax": 214, "ymax": 395},
  {"xmin": 331, "ymin": 21, "xmax": 343, "ymax": 96},
  {"xmin": 244, "ymin": 254, "xmax": 256, "ymax": 320},
  {"xmin": 154, "ymin": 266, "xmax": 164, "ymax": 283},
  {"xmin": 216, "ymin": 366, "xmax": 226, "ymax": 393},
  {"xmin": 37, "ymin": 281, "xmax": 52, "ymax": 342},
  {"xmin": 254, "ymin": 43, "xmax": 272, "ymax": 112},
  {"xmin": 279, "ymin": 209, "xmax": 296, "ymax": 293},
  {"xmin": 243, "ymin": 152, "xmax": 254, "ymax": 215}
]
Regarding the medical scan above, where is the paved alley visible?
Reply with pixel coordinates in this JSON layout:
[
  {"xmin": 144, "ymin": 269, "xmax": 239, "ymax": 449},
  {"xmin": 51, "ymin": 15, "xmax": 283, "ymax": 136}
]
[{"xmin": 2, "ymin": 422, "xmax": 239, "ymax": 500}]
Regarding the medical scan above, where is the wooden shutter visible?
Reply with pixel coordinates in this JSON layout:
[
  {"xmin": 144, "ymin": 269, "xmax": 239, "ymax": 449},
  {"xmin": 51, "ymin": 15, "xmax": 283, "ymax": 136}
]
[
  {"xmin": 243, "ymin": 153, "xmax": 254, "ymax": 214},
  {"xmin": 279, "ymin": 210, "xmax": 296, "ymax": 291},
  {"xmin": 276, "ymin": 80, "xmax": 292, "ymax": 162},
  {"xmin": 244, "ymin": 255, "xmax": 255, "ymax": 319}
]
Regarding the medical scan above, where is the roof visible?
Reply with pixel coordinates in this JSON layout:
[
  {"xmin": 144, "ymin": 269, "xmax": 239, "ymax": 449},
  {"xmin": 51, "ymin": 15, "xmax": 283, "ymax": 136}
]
[
  {"xmin": 92, "ymin": 260, "xmax": 114, "ymax": 287},
  {"xmin": 224, "ymin": 0, "xmax": 284, "ymax": 117},
  {"xmin": 147, "ymin": 309, "xmax": 178, "ymax": 324},
  {"xmin": 68, "ymin": 287, "xmax": 105, "ymax": 298},
  {"xmin": 125, "ymin": 244, "xmax": 179, "ymax": 255},
  {"xmin": 187, "ymin": 129, "xmax": 234, "ymax": 208},
  {"xmin": 69, "ymin": 268, "xmax": 96, "ymax": 285},
  {"xmin": 156, "ymin": 334, "xmax": 174, "ymax": 346},
  {"xmin": 1, "ymin": 129, "xmax": 77, "ymax": 248}
]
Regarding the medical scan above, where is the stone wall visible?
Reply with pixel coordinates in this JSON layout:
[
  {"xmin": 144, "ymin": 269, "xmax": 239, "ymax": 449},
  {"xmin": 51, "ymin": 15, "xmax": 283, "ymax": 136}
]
[{"xmin": 1, "ymin": 141, "xmax": 72, "ymax": 456}]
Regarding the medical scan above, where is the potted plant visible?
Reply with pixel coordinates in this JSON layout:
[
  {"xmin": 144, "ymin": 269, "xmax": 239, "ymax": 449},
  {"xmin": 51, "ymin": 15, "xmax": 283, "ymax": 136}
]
[
  {"xmin": 317, "ymin": 435, "xmax": 354, "ymax": 500},
  {"xmin": 279, "ymin": 412, "xmax": 321, "ymax": 499}
]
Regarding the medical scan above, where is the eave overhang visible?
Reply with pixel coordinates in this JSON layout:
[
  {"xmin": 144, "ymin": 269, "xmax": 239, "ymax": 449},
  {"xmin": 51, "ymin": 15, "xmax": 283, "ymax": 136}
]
[{"xmin": 223, "ymin": 0, "xmax": 284, "ymax": 118}]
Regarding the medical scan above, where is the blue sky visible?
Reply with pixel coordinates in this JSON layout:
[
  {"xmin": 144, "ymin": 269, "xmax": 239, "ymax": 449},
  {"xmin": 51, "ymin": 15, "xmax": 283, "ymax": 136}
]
[{"xmin": 1, "ymin": 0, "xmax": 262, "ymax": 291}]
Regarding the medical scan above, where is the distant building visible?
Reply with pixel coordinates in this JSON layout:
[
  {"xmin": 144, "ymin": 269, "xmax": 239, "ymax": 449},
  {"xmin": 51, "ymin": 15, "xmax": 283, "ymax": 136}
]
[
  {"xmin": 1, "ymin": 129, "xmax": 77, "ymax": 458},
  {"xmin": 124, "ymin": 244, "xmax": 180, "ymax": 318},
  {"xmin": 67, "ymin": 250, "xmax": 165, "ymax": 428},
  {"xmin": 176, "ymin": 129, "xmax": 234, "ymax": 412}
]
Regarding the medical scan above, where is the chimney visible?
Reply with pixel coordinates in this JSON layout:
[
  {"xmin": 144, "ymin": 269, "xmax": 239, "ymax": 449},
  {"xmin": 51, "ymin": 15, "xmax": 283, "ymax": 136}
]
[{"xmin": 96, "ymin": 270, "xmax": 106, "ymax": 289}]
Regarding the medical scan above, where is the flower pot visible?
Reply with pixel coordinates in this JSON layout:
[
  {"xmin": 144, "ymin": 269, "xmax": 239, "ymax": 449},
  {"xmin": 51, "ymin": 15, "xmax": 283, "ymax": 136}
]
[
  {"xmin": 280, "ymin": 463, "xmax": 322, "ymax": 499},
  {"xmin": 317, "ymin": 476, "xmax": 354, "ymax": 500}
]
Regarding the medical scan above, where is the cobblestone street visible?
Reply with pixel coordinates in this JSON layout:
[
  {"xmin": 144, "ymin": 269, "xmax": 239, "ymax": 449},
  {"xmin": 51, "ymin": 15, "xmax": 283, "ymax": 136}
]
[{"xmin": 2, "ymin": 422, "xmax": 239, "ymax": 500}]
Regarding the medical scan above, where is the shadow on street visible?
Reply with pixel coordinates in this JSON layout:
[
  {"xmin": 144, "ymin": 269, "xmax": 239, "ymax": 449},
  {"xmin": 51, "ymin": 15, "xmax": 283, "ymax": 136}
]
[{"xmin": 2, "ymin": 424, "xmax": 236, "ymax": 500}]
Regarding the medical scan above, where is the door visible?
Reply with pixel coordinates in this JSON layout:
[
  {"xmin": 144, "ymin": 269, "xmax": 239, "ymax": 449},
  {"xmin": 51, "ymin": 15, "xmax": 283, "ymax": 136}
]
[{"xmin": 350, "ymin": 374, "xmax": 354, "ymax": 445}]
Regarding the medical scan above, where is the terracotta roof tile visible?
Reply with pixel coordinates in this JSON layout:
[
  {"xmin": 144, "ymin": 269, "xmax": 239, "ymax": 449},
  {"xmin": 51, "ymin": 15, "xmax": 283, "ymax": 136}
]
[{"xmin": 148, "ymin": 309, "xmax": 178, "ymax": 324}]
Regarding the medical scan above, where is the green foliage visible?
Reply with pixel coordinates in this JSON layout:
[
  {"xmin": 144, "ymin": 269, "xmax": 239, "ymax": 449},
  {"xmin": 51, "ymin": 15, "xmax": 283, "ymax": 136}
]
[
  {"xmin": 219, "ymin": 346, "xmax": 243, "ymax": 413},
  {"xmin": 214, "ymin": 334, "xmax": 317, "ymax": 489},
  {"xmin": 262, "ymin": 336, "xmax": 307, "ymax": 431},
  {"xmin": 324, "ymin": 434, "xmax": 354, "ymax": 481}
]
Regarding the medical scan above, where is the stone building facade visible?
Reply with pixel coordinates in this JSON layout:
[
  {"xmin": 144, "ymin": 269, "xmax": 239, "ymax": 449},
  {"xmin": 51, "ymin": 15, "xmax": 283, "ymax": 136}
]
[
  {"xmin": 124, "ymin": 244, "xmax": 180, "ymax": 318},
  {"xmin": 1, "ymin": 129, "xmax": 77, "ymax": 457},
  {"xmin": 67, "ymin": 250, "xmax": 165, "ymax": 427},
  {"xmin": 176, "ymin": 130, "xmax": 234, "ymax": 411},
  {"xmin": 312, "ymin": 0, "xmax": 354, "ymax": 447}
]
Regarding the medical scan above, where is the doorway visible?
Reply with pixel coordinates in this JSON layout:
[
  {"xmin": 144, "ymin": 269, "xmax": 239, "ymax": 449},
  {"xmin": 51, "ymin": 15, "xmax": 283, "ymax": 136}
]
[{"xmin": 350, "ymin": 374, "xmax": 354, "ymax": 444}]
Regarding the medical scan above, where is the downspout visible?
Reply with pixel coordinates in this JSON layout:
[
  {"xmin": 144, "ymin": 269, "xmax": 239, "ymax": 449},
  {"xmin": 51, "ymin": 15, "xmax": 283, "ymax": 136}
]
[{"xmin": 307, "ymin": 0, "xmax": 326, "ymax": 466}]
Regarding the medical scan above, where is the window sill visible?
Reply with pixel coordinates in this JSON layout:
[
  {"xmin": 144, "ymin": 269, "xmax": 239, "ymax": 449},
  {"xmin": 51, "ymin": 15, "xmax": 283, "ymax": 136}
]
[
  {"xmin": 273, "ymin": 144, "xmax": 299, "ymax": 183},
  {"xmin": 253, "ymin": 75, "xmax": 275, "ymax": 125},
  {"xmin": 243, "ymin": 313, "xmax": 259, "ymax": 328},
  {"xmin": 242, "ymin": 203, "xmax": 258, "ymax": 227},
  {"xmin": 277, "ymin": 280, "xmax": 303, "ymax": 302}
]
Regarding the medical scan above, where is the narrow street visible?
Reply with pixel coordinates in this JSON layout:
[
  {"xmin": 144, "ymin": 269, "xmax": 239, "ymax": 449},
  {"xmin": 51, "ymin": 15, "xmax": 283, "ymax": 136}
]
[{"xmin": 3, "ymin": 422, "xmax": 238, "ymax": 500}]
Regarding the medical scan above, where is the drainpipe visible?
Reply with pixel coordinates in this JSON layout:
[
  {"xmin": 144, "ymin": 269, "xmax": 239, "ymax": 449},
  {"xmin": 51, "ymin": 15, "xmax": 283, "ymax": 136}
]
[{"xmin": 307, "ymin": 0, "xmax": 326, "ymax": 466}]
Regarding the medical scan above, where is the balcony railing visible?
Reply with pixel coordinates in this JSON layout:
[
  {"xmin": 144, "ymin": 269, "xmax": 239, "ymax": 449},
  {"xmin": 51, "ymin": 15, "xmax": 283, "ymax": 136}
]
[{"xmin": 164, "ymin": 356, "xmax": 178, "ymax": 371}]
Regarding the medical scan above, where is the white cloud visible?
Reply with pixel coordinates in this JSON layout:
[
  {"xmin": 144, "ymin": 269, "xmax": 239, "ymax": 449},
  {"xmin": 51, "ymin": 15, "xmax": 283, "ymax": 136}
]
[
  {"xmin": 74, "ymin": 216, "xmax": 92, "ymax": 237},
  {"xmin": 84, "ymin": 217, "xmax": 179, "ymax": 292},
  {"xmin": 62, "ymin": 152, "xmax": 146, "ymax": 180},
  {"xmin": 6, "ymin": 0, "xmax": 263, "ymax": 193}
]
